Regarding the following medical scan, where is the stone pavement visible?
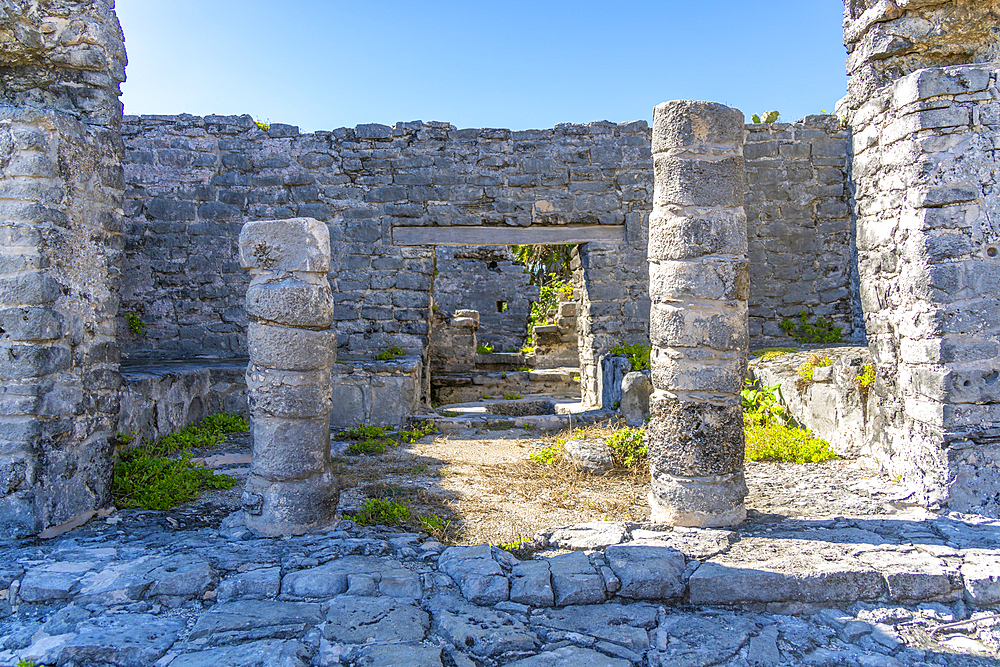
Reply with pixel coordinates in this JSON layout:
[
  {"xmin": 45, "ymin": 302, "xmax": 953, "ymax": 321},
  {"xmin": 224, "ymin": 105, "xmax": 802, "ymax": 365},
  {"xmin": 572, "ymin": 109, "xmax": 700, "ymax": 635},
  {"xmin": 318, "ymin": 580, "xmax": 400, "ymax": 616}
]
[{"xmin": 2, "ymin": 495, "xmax": 1000, "ymax": 667}]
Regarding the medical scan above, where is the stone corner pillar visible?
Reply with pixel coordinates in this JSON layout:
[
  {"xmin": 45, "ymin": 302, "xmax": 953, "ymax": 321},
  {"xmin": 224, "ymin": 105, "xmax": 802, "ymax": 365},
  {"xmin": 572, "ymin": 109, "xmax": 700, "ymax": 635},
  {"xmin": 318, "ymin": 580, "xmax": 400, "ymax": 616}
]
[
  {"xmin": 646, "ymin": 100, "xmax": 749, "ymax": 528},
  {"xmin": 239, "ymin": 217, "xmax": 338, "ymax": 536}
]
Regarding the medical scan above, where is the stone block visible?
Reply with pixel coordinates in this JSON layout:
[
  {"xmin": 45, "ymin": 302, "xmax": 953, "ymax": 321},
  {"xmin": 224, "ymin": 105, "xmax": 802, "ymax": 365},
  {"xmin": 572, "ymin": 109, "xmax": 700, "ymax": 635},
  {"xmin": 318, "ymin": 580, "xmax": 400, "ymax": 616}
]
[
  {"xmin": 650, "ymin": 350, "xmax": 746, "ymax": 394},
  {"xmin": 246, "ymin": 368, "xmax": 332, "ymax": 419},
  {"xmin": 324, "ymin": 596, "xmax": 429, "ymax": 644},
  {"xmin": 647, "ymin": 207, "xmax": 748, "ymax": 260},
  {"xmin": 653, "ymin": 155, "xmax": 746, "ymax": 208},
  {"xmin": 510, "ymin": 560, "xmax": 554, "ymax": 607},
  {"xmin": 245, "ymin": 278, "xmax": 334, "ymax": 328},
  {"xmin": 249, "ymin": 416, "xmax": 332, "ymax": 480},
  {"xmin": 649, "ymin": 468, "xmax": 747, "ymax": 528},
  {"xmin": 547, "ymin": 551, "xmax": 607, "ymax": 606},
  {"xmin": 650, "ymin": 302, "xmax": 748, "ymax": 350},
  {"xmin": 0, "ymin": 272, "xmax": 62, "ymax": 306},
  {"xmin": 647, "ymin": 398, "xmax": 745, "ymax": 476},
  {"xmin": 649, "ymin": 258, "xmax": 749, "ymax": 302},
  {"xmin": 562, "ymin": 438, "xmax": 613, "ymax": 473},
  {"xmin": 652, "ymin": 100, "xmax": 744, "ymax": 153},
  {"xmin": 619, "ymin": 371, "xmax": 651, "ymax": 427},
  {"xmin": 242, "ymin": 470, "xmax": 339, "ymax": 537},
  {"xmin": 247, "ymin": 322, "xmax": 336, "ymax": 371},
  {"xmin": 239, "ymin": 217, "xmax": 331, "ymax": 272},
  {"xmin": 604, "ymin": 545, "xmax": 686, "ymax": 599}
]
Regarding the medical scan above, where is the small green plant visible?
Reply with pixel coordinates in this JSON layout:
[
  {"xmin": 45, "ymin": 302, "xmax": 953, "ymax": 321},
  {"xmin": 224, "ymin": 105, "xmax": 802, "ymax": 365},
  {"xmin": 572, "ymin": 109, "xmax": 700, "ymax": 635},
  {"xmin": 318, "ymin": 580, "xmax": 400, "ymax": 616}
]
[
  {"xmin": 751, "ymin": 110, "xmax": 780, "ymax": 124},
  {"xmin": 255, "ymin": 120, "xmax": 270, "ymax": 131},
  {"xmin": 520, "ymin": 345, "xmax": 534, "ymax": 354},
  {"xmin": 500, "ymin": 301, "xmax": 508, "ymax": 312},
  {"xmin": 605, "ymin": 427, "xmax": 648, "ymax": 468},
  {"xmin": 741, "ymin": 378, "xmax": 787, "ymax": 424},
  {"xmin": 503, "ymin": 393, "xmax": 523, "ymax": 400},
  {"xmin": 529, "ymin": 443, "xmax": 563, "ymax": 465},
  {"xmin": 346, "ymin": 439, "xmax": 392, "ymax": 454},
  {"xmin": 857, "ymin": 363, "xmax": 876, "ymax": 387},
  {"xmin": 124, "ymin": 312, "xmax": 146, "ymax": 337},
  {"xmin": 440, "ymin": 410, "xmax": 461, "ymax": 418},
  {"xmin": 745, "ymin": 417, "xmax": 836, "ymax": 463},
  {"xmin": 779, "ymin": 310, "xmax": 843, "ymax": 344},
  {"xmin": 611, "ymin": 342, "xmax": 651, "ymax": 371},
  {"xmin": 476, "ymin": 342, "xmax": 495, "ymax": 353},
  {"xmin": 346, "ymin": 498, "xmax": 411, "ymax": 526},
  {"xmin": 527, "ymin": 274, "xmax": 574, "ymax": 341},
  {"xmin": 338, "ymin": 425, "xmax": 389, "ymax": 440},
  {"xmin": 200, "ymin": 413, "xmax": 250, "ymax": 434},
  {"xmin": 375, "ymin": 346, "xmax": 405, "ymax": 361},
  {"xmin": 611, "ymin": 400, "xmax": 621, "ymax": 411},
  {"xmin": 498, "ymin": 537, "xmax": 528, "ymax": 552},
  {"xmin": 798, "ymin": 354, "xmax": 833, "ymax": 381},
  {"xmin": 397, "ymin": 420, "xmax": 436, "ymax": 443},
  {"xmin": 481, "ymin": 394, "xmax": 493, "ymax": 400},
  {"xmin": 517, "ymin": 366, "xmax": 531, "ymax": 372},
  {"xmin": 750, "ymin": 347, "xmax": 797, "ymax": 362}
]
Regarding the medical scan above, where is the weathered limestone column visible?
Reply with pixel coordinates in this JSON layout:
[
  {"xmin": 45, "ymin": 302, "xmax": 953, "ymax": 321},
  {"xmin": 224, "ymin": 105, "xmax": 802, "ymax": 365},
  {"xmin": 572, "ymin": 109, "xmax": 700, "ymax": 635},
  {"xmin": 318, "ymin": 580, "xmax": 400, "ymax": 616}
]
[
  {"xmin": 239, "ymin": 218, "xmax": 339, "ymax": 536},
  {"xmin": 646, "ymin": 101, "xmax": 749, "ymax": 527}
]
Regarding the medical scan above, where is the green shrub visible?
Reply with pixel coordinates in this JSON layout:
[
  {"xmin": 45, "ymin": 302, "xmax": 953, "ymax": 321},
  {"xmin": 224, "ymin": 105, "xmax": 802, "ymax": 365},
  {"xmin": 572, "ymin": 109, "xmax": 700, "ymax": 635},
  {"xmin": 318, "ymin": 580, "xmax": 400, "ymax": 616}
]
[
  {"xmin": 338, "ymin": 425, "xmax": 389, "ymax": 441},
  {"xmin": 200, "ymin": 413, "xmax": 250, "ymax": 435},
  {"xmin": 346, "ymin": 439, "xmax": 392, "ymax": 454},
  {"xmin": 798, "ymin": 354, "xmax": 833, "ymax": 381},
  {"xmin": 529, "ymin": 444, "xmax": 562, "ymax": 465},
  {"xmin": 605, "ymin": 427, "xmax": 647, "ymax": 468},
  {"xmin": 741, "ymin": 378, "xmax": 787, "ymax": 424},
  {"xmin": 375, "ymin": 346, "xmax": 405, "ymax": 361},
  {"xmin": 527, "ymin": 275, "xmax": 574, "ymax": 340},
  {"xmin": 520, "ymin": 345, "xmax": 534, "ymax": 354},
  {"xmin": 611, "ymin": 342, "xmax": 651, "ymax": 371},
  {"xmin": 780, "ymin": 310, "xmax": 843, "ymax": 344},
  {"xmin": 112, "ymin": 450, "xmax": 235, "ymax": 510},
  {"xmin": 745, "ymin": 413, "xmax": 836, "ymax": 463},
  {"xmin": 346, "ymin": 498, "xmax": 411, "ymax": 526}
]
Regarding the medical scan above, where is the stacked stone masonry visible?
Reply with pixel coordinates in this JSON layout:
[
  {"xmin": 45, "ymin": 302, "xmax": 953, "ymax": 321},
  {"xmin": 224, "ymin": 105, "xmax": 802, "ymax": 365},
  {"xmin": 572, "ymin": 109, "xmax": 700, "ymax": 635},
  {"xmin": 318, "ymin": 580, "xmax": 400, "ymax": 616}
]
[
  {"xmin": 119, "ymin": 114, "xmax": 854, "ymax": 407},
  {"xmin": 843, "ymin": 0, "xmax": 1000, "ymax": 517},
  {"xmin": 0, "ymin": 1, "xmax": 127, "ymax": 537}
]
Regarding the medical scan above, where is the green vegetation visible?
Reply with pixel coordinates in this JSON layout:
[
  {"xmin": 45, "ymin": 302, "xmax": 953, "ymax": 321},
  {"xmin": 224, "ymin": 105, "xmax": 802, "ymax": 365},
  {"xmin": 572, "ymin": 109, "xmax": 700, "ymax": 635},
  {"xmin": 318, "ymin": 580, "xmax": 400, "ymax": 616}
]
[
  {"xmin": 741, "ymin": 380, "xmax": 836, "ymax": 464},
  {"xmin": 798, "ymin": 354, "xmax": 833, "ymax": 381},
  {"xmin": 857, "ymin": 363, "xmax": 876, "ymax": 387},
  {"xmin": 527, "ymin": 274, "xmax": 574, "ymax": 342},
  {"xmin": 476, "ymin": 342, "xmax": 495, "ymax": 353},
  {"xmin": 124, "ymin": 312, "xmax": 146, "ymax": 337},
  {"xmin": 751, "ymin": 110, "xmax": 780, "ymax": 124},
  {"xmin": 750, "ymin": 347, "xmax": 797, "ymax": 362},
  {"xmin": 346, "ymin": 498, "xmax": 411, "ymax": 525},
  {"xmin": 780, "ymin": 310, "xmax": 843, "ymax": 344},
  {"xmin": 111, "ymin": 414, "xmax": 246, "ymax": 510},
  {"xmin": 605, "ymin": 427, "xmax": 647, "ymax": 468},
  {"xmin": 520, "ymin": 345, "xmax": 534, "ymax": 354},
  {"xmin": 338, "ymin": 421, "xmax": 437, "ymax": 454},
  {"xmin": 611, "ymin": 341, "xmax": 651, "ymax": 371},
  {"xmin": 511, "ymin": 244, "xmax": 576, "ymax": 285},
  {"xmin": 255, "ymin": 120, "xmax": 270, "ymax": 131},
  {"xmin": 503, "ymin": 393, "xmax": 523, "ymax": 400},
  {"xmin": 375, "ymin": 346, "xmax": 405, "ymax": 361},
  {"xmin": 529, "ymin": 443, "xmax": 562, "ymax": 465},
  {"xmin": 498, "ymin": 537, "xmax": 528, "ymax": 552}
]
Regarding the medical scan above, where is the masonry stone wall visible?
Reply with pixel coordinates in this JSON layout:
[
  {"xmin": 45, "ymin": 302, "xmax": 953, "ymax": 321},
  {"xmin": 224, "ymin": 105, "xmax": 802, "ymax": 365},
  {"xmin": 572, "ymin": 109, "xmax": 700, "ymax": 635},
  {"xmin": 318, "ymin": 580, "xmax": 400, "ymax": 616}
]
[
  {"xmin": 0, "ymin": 0, "xmax": 126, "ymax": 536},
  {"xmin": 744, "ymin": 116, "xmax": 858, "ymax": 343},
  {"xmin": 432, "ymin": 246, "xmax": 537, "ymax": 353},
  {"xmin": 843, "ymin": 0, "xmax": 1000, "ymax": 516}
]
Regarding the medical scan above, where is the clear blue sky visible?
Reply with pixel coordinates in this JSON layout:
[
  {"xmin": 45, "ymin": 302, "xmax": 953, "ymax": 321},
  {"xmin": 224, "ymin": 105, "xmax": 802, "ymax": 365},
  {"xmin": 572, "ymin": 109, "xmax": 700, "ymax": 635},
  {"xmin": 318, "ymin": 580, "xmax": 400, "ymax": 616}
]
[{"xmin": 116, "ymin": 1, "xmax": 848, "ymax": 133}]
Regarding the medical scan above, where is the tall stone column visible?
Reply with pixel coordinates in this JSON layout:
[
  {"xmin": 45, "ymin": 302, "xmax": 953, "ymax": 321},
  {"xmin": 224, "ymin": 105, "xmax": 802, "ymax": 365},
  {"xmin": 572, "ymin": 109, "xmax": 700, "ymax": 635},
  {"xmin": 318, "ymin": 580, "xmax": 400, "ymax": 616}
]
[
  {"xmin": 239, "ymin": 218, "xmax": 339, "ymax": 536},
  {"xmin": 646, "ymin": 101, "xmax": 749, "ymax": 527}
]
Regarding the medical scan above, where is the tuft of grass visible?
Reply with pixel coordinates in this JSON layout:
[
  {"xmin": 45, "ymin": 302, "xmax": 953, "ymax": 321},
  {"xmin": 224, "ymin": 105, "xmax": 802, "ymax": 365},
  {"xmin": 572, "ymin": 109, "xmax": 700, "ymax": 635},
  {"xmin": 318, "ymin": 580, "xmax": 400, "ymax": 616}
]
[
  {"xmin": 346, "ymin": 439, "xmax": 392, "ymax": 454},
  {"xmin": 338, "ymin": 421, "xmax": 437, "ymax": 454},
  {"xmin": 611, "ymin": 341, "xmax": 651, "ymax": 371},
  {"xmin": 200, "ymin": 413, "xmax": 250, "ymax": 435},
  {"xmin": 255, "ymin": 120, "xmax": 270, "ymax": 131},
  {"xmin": 503, "ymin": 393, "xmax": 523, "ymax": 400},
  {"xmin": 346, "ymin": 498, "xmax": 411, "ymax": 526},
  {"xmin": 750, "ymin": 347, "xmax": 797, "ymax": 361},
  {"xmin": 440, "ymin": 410, "xmax": 461, "ymax": 418},
  {"xmin": 476, "ymin": 342, "xmax": 494, "ymax": 353},
  {"xmin": 798, "ymin": 354, "xmax": 833, "ymax": 381},
  {"xmin": 397, "ymin": 420, "xmax": 436, "ymax": 443},
  {"xmin": 520, "ymin": 345, "xmax": 534, "ymax": 354},
  {"xmin": 529, "ymin": 443, "xmax": 563, "ymax": 465},
  {"xmin": 375, "ymin": 346, "xmax": 405, "ymax": 361},
  {"xmin": 605, "ymin": 427, "xmax": 647, "ymax": 469}
]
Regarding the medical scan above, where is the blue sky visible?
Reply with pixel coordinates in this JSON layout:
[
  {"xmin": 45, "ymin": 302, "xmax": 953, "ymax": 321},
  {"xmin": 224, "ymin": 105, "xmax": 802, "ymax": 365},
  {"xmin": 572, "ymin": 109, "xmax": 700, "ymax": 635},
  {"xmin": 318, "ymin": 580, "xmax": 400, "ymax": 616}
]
[{"xmin": 116, "ymin": 1, "xmax": 848, "ymax": 133}]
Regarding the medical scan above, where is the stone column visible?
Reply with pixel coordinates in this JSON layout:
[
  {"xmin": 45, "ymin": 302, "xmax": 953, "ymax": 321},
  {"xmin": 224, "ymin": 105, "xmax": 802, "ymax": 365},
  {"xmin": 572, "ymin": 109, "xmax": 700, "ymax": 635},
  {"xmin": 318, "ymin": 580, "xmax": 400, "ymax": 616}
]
[
  {"xmin": 646, "ymin": 101, "xmax": 749, "ymax": 527},
  {"xmin": 239, "ymin": 218, "xmax": 339, "ymax": 536}
]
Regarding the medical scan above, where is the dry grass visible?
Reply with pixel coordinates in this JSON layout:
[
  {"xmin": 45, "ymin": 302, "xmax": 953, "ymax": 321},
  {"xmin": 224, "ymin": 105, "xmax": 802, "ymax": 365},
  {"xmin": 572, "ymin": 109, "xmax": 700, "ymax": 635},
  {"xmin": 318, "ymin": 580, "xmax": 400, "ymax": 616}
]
[{"xmin": 332, "ymin": 420, "xmax": 650, "ymax": 550}]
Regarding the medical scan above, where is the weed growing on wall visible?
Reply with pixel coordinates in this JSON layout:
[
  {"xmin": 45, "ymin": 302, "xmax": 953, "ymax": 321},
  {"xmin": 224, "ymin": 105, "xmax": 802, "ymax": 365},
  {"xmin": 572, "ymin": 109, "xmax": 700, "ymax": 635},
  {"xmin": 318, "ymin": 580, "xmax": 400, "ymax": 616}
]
[
  {"xmin": 111, "ymin": 413, "xmax": 246, "ymax": 510},
  {"xmin": 476, "ymin": 342, "xmax": 494, "ymax": 353},
  {"xmin": 375, "ymin": 346, "xmax": 405, "ymax": 361},
  {"xmin": 780, "ymin": 310, "xmax": 843, "ymax": 344},
  {"xmin": 123, "ymin": 312, "xmax": 146, "ymax": 337},
  {"xmin": 798, "ymin": 354, "xmax": 833, "ymax": 381},
  {"xmin": 527, "ymin": 274, "xmax": 574, "ymax": 341},
  {"xmin": 857, "ymin": 363, "xmax": 876, "ymax": 387},
  {"xmin": 751, "ymin": 110, "xmax": 780, "ymax": 123},
  {"xmin": 611, "ymin": 341, "xmax": 651, "ymax": 371},
  {"xmin": 750, "ymin": 347, "xmax": 797, "ymax": 361},
  {"xmin": 503, "ymin": 393, "xmax": 523, "ymax": 400}
]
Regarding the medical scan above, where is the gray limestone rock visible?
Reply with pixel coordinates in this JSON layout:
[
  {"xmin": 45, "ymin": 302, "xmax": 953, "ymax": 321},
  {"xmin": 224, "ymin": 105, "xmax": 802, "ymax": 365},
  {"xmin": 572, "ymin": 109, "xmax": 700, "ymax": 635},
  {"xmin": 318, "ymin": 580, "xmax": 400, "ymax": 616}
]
[
  {"xmin": 620, "ymin": 371, "xmax": 651, "ymax": 427},
  {"xmin": 218, "ymin": 566, "xmax": 282, "ymax": 600},
  {"xmin": 530, "ymin": 603, "xmax": 657, "ymax": 652},
  {"xmin": 510, "ymin": 560, "xmax": 554, "ymax": 607},
  {"xmin": 438, "ymin": 544, "xmax": 510, "ymax": 605},
  {"xmin": 169, "ymin": 640, "xmax": 311, "ymax": 667},
  {"xmin": 17, "ymin": 560, "xmax": 99, "ymax": 602},
  {"xmin": 504, "ymin": 645, "xmax": 631, "ymax": 667},
  {"xmin": 961, "ymin": 550, "xmax": 1000, "ymax": 605},
  {"xmin": 280, "ymin": 555, "xmax": 421, "ymax": 600},
  {"xmin": 604, "ymin": 545, "xmax": 686, "ymax": 599},
  {"xmin": 538, "ymin": 521, "xmax": 629, "ymax": 550},
  {"xmin": 547, "ymin": 551, "xmax": 607, "ymax": 606},
  {"xmin": 323, "ymin": 596, "xmax": 428, "ymax": 643},
  {"xmin": 427, "ymin": 593, "xmax": 539, "ymax": 658},
  {"xmin": 648, "ymin": 613, "xmax": 758, "ymax": 667},
  {"xmin": 239, "ymin": 217, "xmax": 331, "ymax": 273},
  {"xmin": 562, "ymin": 438, "xmax": 614, "ymax": 473},
  {"xmin": 355, "ymin": 644, "xmax": 444, "ymax": 667},
  {"xmin": 189, "ymin": 600, "xmax": 323, "ymax": 645},
  {"xmin": 58, "ymin": 614, "xmax": 185, "ymax": 667}
]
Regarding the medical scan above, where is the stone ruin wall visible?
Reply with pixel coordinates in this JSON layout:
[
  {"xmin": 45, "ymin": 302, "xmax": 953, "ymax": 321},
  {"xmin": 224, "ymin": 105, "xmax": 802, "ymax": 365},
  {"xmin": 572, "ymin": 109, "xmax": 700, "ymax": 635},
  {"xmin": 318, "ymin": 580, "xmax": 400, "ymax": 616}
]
[
  {"xmin": 118, "ymin": 114, "xmax": 855, "ymax": 404},
  {"xmin": 844, "ymin": 0, "xmax": 1000, "ymax": 515},
  {"xmin": 0, "ymin": 0, "xmax": 126, "ymax": 536},
  {"xmin": 432, "ymin": 246, "xmax": 538, "ymax": 353}
]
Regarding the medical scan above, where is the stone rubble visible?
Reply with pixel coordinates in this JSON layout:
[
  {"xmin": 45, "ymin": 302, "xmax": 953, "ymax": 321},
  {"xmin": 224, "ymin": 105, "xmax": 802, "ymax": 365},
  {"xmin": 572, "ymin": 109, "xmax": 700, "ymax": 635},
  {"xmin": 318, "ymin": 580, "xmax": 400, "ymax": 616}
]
[{"xmin": 1, "ymin": 502, "xmax": 998, "ymax": 666}]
